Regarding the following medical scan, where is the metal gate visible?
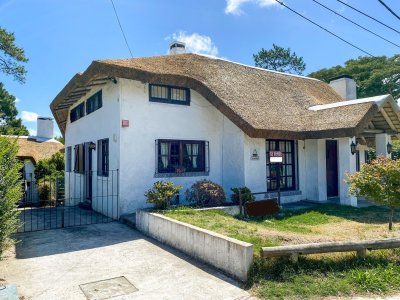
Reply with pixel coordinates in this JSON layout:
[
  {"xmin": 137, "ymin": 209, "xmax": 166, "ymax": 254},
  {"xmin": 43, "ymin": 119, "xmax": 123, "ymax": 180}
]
[{"xmin": 18, "ymin": 170, "xmax": 119, "ymax": 233}]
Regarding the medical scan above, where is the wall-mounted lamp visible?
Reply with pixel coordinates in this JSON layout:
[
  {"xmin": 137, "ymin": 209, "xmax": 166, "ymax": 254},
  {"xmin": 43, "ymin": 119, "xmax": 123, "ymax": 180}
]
[
  {"xmin": 387, "ymin": 142, "xmax": 393, "ymax": 155},
  {"xmin": 89, "ymin": 142, "xmax": 96, "ymax": 150},
  {"xmin": 109, "ymin": 77, "xmax": 117, "ymax": 84},
  {"xmin": 350, "ymin": 141, "xmax": 358, "ymax": 155}
]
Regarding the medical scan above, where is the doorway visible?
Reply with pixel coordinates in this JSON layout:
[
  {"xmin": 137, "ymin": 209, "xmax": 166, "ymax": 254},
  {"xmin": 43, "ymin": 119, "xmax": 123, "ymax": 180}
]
[{"xmin": 326, "ymin": 140, "xmax": 339, "ymax": 198}]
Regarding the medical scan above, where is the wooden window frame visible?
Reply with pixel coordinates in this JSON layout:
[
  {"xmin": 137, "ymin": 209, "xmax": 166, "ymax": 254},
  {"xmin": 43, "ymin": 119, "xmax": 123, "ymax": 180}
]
[
  {"xmin": 266, "ymin": 139, "xmax": 297, "ymax": 192},
  {"xmin": 149, "ymin": 84, "xmax": 190, "ymax": 106},
  {"xmin": 155, "ymin": 139, "xmax": 209, "ymax": 177},
  {"xmin": 70, "ymin": 103, "xmax": 85, "ymax": 123},
  {"xmin": 97, "ymin": 138, "xmax": 109, "ymax": 177},
  {"xmin": 66, "ymin": 146, "xmax": 72, "ymax": 172},
  {"xmin": 86, "ymin": 90, "xmax": 103, "ymax": 115}
]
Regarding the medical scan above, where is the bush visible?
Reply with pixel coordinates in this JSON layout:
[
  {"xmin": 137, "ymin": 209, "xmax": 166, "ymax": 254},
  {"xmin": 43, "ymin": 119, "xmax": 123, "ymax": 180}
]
[
  {"xmin": 186, "ymin": 179, "xmax": 226, "ymax": 207},
  {"xmin": 0, "ymin": 137, "xmax": 22, "ymax": 257},
  {"xmin": 230, "ymin": 186, "xmax": 255, "ymax": 204},
  {"xmin": 145, "ymin": 181, "xmax": 181, "ymax": 209},
  {"xmin": 34, "ymin": 152, "xmax": 64, "ymax": 180}
]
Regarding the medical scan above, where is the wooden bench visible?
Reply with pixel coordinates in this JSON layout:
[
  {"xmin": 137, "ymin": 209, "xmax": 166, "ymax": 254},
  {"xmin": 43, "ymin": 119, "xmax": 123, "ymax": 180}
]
[
  {"xmin": 261, "ymin": 238, "xmax": 400, "ymax": 262},
  {"xmin": 245, "ymin": 198, "xmax": 280, "ymax": 217}
]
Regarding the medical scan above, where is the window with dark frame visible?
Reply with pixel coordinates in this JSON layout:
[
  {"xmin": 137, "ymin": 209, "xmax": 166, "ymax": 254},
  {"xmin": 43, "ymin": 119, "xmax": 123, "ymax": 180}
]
[
  {"xmin": 149, "ymin": 84, "xmax": 190, "ymax": 105},
  {"xmin": 74, "ymin": 144, "xmax": 85, "ymax": 174},
  {"xmin": 266, "ymin": 140, "xmax": 296, "ymax": 191},
  {"xmin": 66, "ymin": 146, "xmax": 72, "ymax": 172},
  {"xmin": 157, "ymin": 140, "xmax": 207, "ymax": 174},
  {"xmin": 97, "ymin": 138, "xmax": 109, "ymax": 177},
  {"xmin": 86, "ymin": 90, "xmax": 102, "ymax": 114},
  {"xmin": 70, "ymin": 103, "xmax": 85, "ymax": 123}
]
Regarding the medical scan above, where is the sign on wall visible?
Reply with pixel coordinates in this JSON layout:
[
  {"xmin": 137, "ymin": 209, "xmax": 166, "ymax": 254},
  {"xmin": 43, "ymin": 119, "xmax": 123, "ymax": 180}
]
[
  {"xmin": 121, "ymin": 120, "xmax": 129, "ymax": 128},
  {"xmin": 251, "ymin": 149, "xmax": 260, "ymax": 160},
  {"xmin": 269, "ymin": 150, "xmax": 283, "ymax": 163}
]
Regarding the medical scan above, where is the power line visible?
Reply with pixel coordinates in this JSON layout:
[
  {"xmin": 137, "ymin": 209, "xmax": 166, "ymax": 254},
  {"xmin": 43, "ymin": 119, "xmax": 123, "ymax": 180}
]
[
  {"xmin": 110, "ymin": 0, "xmax": 133, "ymax": 58},
  {"xmin": 377, "ymin": 0, "xmax": 400, "ymax": 21},
  {"xmin": 274, "ymin": 0, "xmax": 373, "ymax": 56},
  {"xmin": 311, "ymin": 0, "xmax": 400, "ymax": 49},
  {"xmin": 336, "ymin": 0, "xmax": 400, "ymax": 35}
]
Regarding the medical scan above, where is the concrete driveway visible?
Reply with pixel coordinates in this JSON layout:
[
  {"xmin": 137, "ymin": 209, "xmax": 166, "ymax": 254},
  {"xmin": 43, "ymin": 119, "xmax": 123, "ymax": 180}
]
[{"xmin": 0, "ymin": 222, "xmax": 255, "ymax": 300}]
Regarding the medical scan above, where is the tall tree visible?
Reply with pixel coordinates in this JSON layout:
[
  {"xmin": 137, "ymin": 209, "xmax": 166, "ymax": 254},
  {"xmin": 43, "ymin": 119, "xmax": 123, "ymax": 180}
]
[
  {"xmin": 309, "ymin": 55, "xmax": 400, "ymax": 100},
  {"xmin": 0, "ymin": 26, "xmax": 28, "ymax": 83},
  {"xmin": 0, "ymin": 82, "xmax": 28, "ymax": 135},
  {"xmin": 253, "ymin": 44, "xmax": 306, "ymax": 75}
]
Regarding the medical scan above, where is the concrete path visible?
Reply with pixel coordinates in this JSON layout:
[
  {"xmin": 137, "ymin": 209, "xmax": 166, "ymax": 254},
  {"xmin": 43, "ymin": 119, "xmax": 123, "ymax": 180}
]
[{"xmin": 0, "ymin": 222, "xmax": 255, "ymax": 300}]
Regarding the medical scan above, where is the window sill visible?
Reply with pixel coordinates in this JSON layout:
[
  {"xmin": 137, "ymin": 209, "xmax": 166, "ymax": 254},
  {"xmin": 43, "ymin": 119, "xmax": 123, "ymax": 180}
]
[
  {"xmin": 265, "ymin": 190, "xmax": 302, "ymax": 198},
  {"xmin": 155, "ymin": 171, "xmax": 209, "ymax": 178}
]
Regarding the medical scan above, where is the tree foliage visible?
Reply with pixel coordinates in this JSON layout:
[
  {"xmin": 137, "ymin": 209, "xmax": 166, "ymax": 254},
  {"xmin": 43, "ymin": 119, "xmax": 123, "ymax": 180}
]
[
  {"xmin": 0, "ymin": 82, "xmax": 28, "ymax": 135},
  {"xmin": 34, "ymin": 152, "xmax": 65, "ymax": 180},
  {"xmin": 309, "ymin": 55, "xmax": 400, "ymax": 100},
  {"xmin": 0, "ymin": 136, "xmax": 22, "ymax": 257},
  {"xmin": 0, "ymin": 26, "xmax": 28, "ymax": 83},
  {"xmin": 253, "ymin": 44, "xmax": 306, "ymax": 75},
  {"xmin": 347, "ymin": 156, "xmax": 400, "ymax": 230}
]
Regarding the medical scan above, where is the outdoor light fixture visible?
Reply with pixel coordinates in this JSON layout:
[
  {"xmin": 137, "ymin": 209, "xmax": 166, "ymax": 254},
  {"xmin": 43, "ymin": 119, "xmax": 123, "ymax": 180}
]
[
  {"xmin": 387, "ymin": 142, "xmax": 393, "ymax": 154},
  {"xmin": 350, "ymin": 141, "xmax": 358, "ymax": 155},
  {"xmin": 89, "ymin": 142, "xmax": 96, "ymax": 150}
]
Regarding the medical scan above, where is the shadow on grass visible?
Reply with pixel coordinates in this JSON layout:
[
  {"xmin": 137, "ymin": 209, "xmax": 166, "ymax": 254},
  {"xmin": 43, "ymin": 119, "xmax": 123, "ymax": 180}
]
[
  {"xmin": 247, "ymin": 249, "xmax": 400, "ymax": 299},
  {"xmin": 243, "ymin": 204, "xmax": 397, "ymax": 226}
]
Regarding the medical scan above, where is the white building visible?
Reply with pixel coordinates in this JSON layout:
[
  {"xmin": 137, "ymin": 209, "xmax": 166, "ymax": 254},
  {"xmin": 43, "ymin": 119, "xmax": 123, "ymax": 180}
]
[
  {"xmin": 50, "ymin": 43, "xmax": 400, "ymax": 218},
  {"xmin": 5, "ymin": 117, "xmax": 64, "ymax": 204}
]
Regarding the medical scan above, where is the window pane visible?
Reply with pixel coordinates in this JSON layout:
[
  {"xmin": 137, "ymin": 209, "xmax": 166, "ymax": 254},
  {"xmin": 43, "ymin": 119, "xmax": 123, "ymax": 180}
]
[
  {"xmin": 151, "ymin": 85, "xmax": 168, "ymax": 99},
  {"xmin": 286, "ymin": 165, "xmax": 292, "ymax": 176},
  {"xmin": 286, "ymin": 141, "xmax": 292, "ymax": 152},
  {"xmin": 286, "ymin": 153, "xmax": 292, "ymax": 164},
  {"xmin": 287, "ymin": 177, "xmax": 293, "ymax": 188},
  {"xmin": 279, "ymin": 141, "xmax": 285, "ymax": 151}
]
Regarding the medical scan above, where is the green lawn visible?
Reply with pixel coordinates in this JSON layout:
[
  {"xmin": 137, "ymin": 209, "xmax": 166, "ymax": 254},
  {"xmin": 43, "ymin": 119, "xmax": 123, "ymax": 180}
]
[{"xmin": 163, "ymin": 205, "xmax": 400, "ymax": 299}]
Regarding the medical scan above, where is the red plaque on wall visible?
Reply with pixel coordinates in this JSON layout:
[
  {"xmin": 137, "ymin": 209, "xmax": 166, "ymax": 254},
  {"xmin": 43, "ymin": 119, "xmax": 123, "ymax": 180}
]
[{"xmin": 122, "ymin": 120, "xmax": 129, "ymax": 128}]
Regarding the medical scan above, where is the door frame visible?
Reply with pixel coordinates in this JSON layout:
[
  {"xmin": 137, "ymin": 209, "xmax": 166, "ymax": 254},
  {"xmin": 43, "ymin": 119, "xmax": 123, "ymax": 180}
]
[{"xmin": 325, "ymin": 140, "xmax": 339, "ymax": 198}]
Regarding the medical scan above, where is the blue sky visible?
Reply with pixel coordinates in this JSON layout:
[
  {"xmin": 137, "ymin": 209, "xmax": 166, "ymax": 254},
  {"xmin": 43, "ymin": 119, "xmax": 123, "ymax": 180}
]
[{"xmin": 1, "ymin": 0, "xmax": 399, "ymax": 136}]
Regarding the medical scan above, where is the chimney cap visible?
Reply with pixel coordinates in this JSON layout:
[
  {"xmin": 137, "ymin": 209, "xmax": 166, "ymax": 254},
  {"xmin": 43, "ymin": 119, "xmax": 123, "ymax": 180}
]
[
  {"xmin": 169, "ymin": 41, "xmax": 186, "ymax": 50},
  {"xmin": 37, "ymin": 116, "xmax": 53, "ymax": 121},
  {"xmin": 329, "ymin": 74, "xmax": 354, "ymax": 82}
]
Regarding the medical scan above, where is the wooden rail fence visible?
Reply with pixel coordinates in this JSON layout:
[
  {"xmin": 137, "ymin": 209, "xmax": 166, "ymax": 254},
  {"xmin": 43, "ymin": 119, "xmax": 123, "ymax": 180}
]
[{"xmin": 261, "ymin": 238, "xmax": 400, "ymax": 262}]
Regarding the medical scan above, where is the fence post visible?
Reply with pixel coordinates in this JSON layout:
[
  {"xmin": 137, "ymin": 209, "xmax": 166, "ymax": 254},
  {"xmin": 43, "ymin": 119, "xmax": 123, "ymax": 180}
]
[{"xmin": 239, "ymin": 190, "xmax": 243, "ymax": 216}]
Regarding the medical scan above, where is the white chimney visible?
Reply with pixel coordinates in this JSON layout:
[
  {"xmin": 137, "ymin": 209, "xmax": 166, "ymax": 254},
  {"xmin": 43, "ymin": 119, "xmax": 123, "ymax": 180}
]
[
  {"xmin": 36, "ymin": 117, "xmax": 54, "ymax": 140},
  {"xmin": 329, "ymin": 75, "xmax": 357, "ymax": 100},
  {"xmin": 169, "ymin": 41, "xmax": 186, "ymax": 55}
]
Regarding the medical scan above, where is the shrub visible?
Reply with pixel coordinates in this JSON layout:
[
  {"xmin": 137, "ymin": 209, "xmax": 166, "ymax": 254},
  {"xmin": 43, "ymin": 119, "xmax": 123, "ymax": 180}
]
[
  {"xmin": 231, "ymin": 186, "xmax": 255, "ymax": 204},
  {"xmin": 186, "ymin": 179, "xmax": 226, "ymax": 207},
  {"xmin": 145, "ymin": 181, "xmax": 181, "ymax": 209},
  {"xmin": 347, "ymin": 156, "xmax": 400, "ymax": 231},
  {"xmin": 0, "ymin": 137, "xmax": 22, "ymax": 257}
]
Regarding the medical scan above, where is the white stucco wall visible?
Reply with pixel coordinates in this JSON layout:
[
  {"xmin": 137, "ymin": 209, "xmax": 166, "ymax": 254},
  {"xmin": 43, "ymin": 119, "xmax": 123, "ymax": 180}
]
[
  {"xmin": 243, "ymin": 136, "xmax": 267, "ymax": 194},
  {"xmin": 64, "ymin": 82, "xmax": 120, "ymax": 218}
]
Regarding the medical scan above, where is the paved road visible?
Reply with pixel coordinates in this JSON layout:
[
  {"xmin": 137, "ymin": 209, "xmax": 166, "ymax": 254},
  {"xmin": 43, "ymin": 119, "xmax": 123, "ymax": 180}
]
[{"xmin": 0, "ymin": 222, "xmax": 255, "ymax": 300}]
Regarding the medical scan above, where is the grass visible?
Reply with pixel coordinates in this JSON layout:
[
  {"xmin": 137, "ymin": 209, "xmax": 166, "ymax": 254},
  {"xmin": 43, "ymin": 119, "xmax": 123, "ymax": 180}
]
[{"xmin": 163, "ymin": 204, "xmax": 400, "ymax": 299}]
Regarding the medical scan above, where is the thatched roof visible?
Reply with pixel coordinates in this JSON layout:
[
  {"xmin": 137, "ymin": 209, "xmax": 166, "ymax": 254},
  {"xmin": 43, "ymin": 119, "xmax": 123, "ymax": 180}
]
[
  {"xmin": 9, "ymin": 137, "xmax": 64, "ymax": 164},
  {"xmin": 50, "ymin": 53, "xmax": 400, "ymax": 139}
]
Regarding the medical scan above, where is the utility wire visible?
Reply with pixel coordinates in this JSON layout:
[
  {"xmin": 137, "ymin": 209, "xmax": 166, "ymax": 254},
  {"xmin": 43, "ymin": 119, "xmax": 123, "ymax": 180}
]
[
  {"xmin": 336, "ymin": 0, "xmax": 400, "ymax": 35},
  {"xmin": 274, "ymin": 0, "xmax": 373, "ymax": 56},
  {"xmin": 377, "ymin": 0, "xmax": 400, "ymax": 21},
  {"xmin": 311, "ymin": 0, "xmax": 400, "ymax": 49},
  {"xmin": 110, "ymin": 0, "xmax": 133, "ymax": 58}
]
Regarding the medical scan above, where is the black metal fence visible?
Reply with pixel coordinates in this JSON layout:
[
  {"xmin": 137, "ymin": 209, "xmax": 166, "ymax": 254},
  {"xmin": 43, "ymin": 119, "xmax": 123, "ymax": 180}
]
[{"xmin": 18, "ymin": 170, "xmax": 119, "ymax": 233}]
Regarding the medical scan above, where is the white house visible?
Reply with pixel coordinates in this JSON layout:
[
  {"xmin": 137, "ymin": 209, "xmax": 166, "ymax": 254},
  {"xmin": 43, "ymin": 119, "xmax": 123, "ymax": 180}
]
[
  {"xmin": 3, "ymin": 117, "xmax": 64, "ymax": 204},
  {"xmin": 50, "ymin": 43, "xmax": 400, "ymax": 219}
]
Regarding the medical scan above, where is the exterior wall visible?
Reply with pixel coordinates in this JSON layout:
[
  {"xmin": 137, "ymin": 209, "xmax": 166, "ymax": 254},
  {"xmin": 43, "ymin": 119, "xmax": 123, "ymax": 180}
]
[
  {"xmin": 338, "ymin": 137, "xmax": 357, "ymax": 206},
  {"xmin": 243, "ymin": 135, "xmax": 267, "ymax": 193},
  {"xmin": 118, "ymin": 79, "xmax": 252, "ymax": 214},
  {"xmin": 64, "ymin": 82, "xmax": 120, "ymax": 218}
]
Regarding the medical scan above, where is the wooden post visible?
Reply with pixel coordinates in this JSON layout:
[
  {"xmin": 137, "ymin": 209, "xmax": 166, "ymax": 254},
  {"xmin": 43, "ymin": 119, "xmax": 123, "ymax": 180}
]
[
  {"xmin": 356, "ymin": 248, "xmax": 367, "ymax": 258},
  {"xmin": 239, "ymin": 190, "xmax": 243, "ymax": 216}
]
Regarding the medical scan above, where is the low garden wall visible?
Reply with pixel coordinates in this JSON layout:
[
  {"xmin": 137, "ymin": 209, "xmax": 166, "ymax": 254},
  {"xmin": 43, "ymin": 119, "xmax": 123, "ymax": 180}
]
[{"xmin": 136, "ymin": 210, "xmax": 253, "ymax": 281}]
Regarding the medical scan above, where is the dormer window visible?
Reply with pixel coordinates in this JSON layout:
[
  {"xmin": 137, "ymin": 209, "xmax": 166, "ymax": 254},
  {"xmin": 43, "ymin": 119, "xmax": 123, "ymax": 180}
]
[{"xmin": 149, "ymin": 84, "xmax": 190, "ymax": 106}]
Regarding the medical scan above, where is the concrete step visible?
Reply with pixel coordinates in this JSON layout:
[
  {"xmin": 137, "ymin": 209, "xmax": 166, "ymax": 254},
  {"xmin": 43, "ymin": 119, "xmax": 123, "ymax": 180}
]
[{"xmin": 120, "ymin": 213, "xmax": 136, "ymax": 228}]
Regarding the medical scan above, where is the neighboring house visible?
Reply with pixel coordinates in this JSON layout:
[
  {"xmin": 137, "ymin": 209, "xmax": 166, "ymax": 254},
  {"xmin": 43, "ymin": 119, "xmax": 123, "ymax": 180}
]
[
  {"xmin": 4, "ymin": 117, "xmax": 64, "ymax": 204},
  {"xmin": 50, "ymin": 42, "xmax": 400, "ymax": 218}
]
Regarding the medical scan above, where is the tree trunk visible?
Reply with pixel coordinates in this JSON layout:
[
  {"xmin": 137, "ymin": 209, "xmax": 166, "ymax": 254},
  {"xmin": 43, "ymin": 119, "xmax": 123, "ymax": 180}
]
[{"xmin": 389, "ymin": 208, "xmax": 394, "ymax": 231}]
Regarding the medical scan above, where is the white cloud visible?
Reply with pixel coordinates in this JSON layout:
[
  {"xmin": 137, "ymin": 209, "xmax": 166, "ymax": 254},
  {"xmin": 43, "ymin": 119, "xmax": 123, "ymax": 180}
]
[
  {"xmin": 225, "ymin": 0, "xmax": 278, "ymax": 15},
  {"xmin": 21, "ymin": 111, "xmax": 39, "ymax": 122},
  {"xmin": 170, "ymin": 31, "xmax": 219, "ymax": 56},
  {"xmin": 28, "ymin": 128, "xmax": 37, "ymax": 136},
  {"xmin": 15, "ymin": 97, "xmax": 20, "ymax": 103}
]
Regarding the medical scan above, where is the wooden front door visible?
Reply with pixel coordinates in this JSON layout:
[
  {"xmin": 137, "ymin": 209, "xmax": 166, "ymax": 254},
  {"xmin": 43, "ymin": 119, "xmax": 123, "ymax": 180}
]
[{"xmin": 326, "ymin": 140, "xmax": 339, "ymax": 198}]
